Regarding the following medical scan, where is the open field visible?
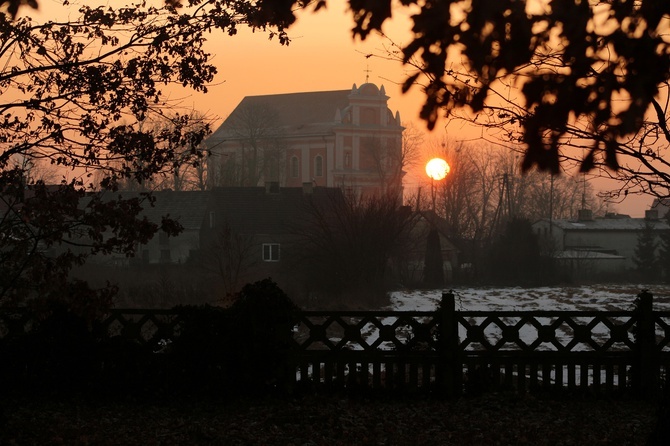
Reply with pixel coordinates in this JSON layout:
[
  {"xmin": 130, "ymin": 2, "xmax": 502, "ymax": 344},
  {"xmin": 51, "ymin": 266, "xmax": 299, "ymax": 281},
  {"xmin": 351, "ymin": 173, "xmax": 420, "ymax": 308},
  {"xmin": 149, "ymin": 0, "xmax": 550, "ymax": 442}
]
[{"xmin": 389, "ymin": 284, "xmax": 670, "ymax": 312}]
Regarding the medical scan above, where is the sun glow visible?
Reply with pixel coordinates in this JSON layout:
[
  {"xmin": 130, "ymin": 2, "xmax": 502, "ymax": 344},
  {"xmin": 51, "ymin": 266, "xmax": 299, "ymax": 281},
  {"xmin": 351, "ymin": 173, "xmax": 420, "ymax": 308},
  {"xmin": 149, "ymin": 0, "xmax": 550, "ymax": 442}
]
[{"xmin": 425, "ymin": 158, "xmax": 450, "ymax": 181}]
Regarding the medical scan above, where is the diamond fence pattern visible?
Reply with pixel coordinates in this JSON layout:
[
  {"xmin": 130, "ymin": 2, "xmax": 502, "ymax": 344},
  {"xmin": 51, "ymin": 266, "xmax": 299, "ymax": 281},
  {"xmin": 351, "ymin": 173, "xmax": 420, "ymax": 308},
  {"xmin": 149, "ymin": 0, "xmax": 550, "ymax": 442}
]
[{"xmin": 2, "ymin": 291, "xmax": 669, "ymax": 397}]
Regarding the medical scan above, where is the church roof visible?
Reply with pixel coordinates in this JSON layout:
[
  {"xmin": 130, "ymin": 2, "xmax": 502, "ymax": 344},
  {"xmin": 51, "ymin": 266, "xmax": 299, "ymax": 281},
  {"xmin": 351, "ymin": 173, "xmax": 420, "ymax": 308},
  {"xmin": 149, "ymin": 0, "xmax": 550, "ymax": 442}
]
[
  {"xmin": 206, "ymin": 84, "xmax": 400, "ymax": 144},
  {"xmin": 208, "ymin": 89, "xmax": 351, "ymax": 141}
]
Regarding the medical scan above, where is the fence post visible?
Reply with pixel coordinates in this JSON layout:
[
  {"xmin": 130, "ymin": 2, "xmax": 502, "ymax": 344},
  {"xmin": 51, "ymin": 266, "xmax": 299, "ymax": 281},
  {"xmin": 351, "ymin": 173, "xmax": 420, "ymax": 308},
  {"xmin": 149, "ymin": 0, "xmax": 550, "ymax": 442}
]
[
  {"xmin": 635, "ymin": 290, "xmax": 656, "ymax": 398},
  {"xmin": 439, "ymin": 291, "xmax": 461, "ymax": 397}
]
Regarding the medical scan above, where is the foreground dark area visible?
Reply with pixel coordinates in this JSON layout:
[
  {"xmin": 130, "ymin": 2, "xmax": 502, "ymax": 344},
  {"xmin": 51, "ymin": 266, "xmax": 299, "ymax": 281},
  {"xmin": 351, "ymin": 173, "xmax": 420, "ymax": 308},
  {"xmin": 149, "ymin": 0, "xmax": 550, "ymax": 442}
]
[{"xmin": 0, "ymin": 393, "xmax": 659, "ymax": 446}]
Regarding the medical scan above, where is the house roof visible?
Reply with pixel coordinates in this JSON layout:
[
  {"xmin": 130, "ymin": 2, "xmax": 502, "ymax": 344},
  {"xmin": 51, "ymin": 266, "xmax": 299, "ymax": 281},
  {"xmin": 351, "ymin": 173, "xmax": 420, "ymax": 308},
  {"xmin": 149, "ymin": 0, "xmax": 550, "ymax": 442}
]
[
  {"xmin": 208, "ymin": 186, "xmax": 344, "ymax": 234},
  {"xmin": 413, "ymin": 210, "xmax": 461, "ymax": 253},
  {"xmin": 140, "ymin": 190, "xmax": 210, "ymax": 230},
  {"xmin": 93, "ymin": 190, "xmax": 210, "ymax": 231},
  {"xmin": 538, "ymin": 217, "xmax": 670, "ymax": 231},
  {"xmin": 554, "ymin": 250, "xmax": 626, "ymax": 260}
]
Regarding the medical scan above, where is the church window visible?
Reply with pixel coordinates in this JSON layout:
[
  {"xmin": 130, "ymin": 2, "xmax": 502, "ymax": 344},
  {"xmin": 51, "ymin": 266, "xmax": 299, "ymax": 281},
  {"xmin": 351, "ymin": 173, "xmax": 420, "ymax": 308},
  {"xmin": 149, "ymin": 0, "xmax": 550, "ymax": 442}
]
[
  {"xmin": 344, "ymin": 151, "xmax": 351, "ymax": 168},
  {"xmin": 361, "ymin": 108, "xmax": 379, "ymax": 125},
  {"xmin": 315, "ymin": 155, "xmax": 323, "ymax": 177},
  {"xmin": 291, "ymin": 156, "xmax": 299, "ymax": 178}
]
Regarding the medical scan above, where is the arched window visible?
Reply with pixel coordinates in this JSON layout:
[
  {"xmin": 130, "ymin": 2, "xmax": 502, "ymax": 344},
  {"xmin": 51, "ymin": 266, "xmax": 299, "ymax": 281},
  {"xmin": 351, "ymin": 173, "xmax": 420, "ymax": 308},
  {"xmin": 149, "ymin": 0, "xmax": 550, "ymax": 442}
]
[
  {"xmin": 344, "ymin": 151, "xmax": 352, "ymax": 168},
  {"xmin": 290, "ymin": 156, "xmax": 299, "ymax": 178},
  {"xmin": 315, "ymin": 155, "xmax": 323, "ymax": 177}
]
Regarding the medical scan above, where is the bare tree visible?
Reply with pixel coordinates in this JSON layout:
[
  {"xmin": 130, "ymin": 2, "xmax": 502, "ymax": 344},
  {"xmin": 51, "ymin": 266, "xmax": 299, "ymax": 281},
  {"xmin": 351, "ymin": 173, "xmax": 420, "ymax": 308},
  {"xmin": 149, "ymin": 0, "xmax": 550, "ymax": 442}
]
[
  {"xmin": 375, "ymin": 25, "xmax": 670, "ymax": 205},
  {"xmin": 200, "ymin": 222, "xmax": 257, "ymax": 299},
  {"xmin": 150, "ymin": 111, "xmax": 213, "ymax": 191},
  {"xmin": 428, "ymin": 140, "xmax": 606, "ymax": 245},
  {"xmin": 362, "ymin": 121, "xmax": 422, "ymax": 195},
  {"xmin": 288, "ymin": 190, "xmax": 418, "ymax": 304},
  {"xmin": 211, "ymin": 102, "xmax": 286, "ymax": 187}
]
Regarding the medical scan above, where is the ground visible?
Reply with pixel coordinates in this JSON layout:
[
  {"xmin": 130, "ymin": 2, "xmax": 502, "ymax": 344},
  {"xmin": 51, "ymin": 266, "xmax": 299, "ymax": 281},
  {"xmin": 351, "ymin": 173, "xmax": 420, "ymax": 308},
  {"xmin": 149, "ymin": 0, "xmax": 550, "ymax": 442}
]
[
  {"xmin": 2, "ymin": 284, "xmax": 667, "ymax": 445},
  {"xmin": 0, "ymin": 393, "xmax": 659, "ymax": 445}
]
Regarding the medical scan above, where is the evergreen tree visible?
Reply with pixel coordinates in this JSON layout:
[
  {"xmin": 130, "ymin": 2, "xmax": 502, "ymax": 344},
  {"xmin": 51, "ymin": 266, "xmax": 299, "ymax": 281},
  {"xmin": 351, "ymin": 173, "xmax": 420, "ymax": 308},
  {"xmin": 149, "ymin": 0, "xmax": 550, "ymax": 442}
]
[
  {"xmin": 486, "ymin": 219, "xmax": 544, "ymax": 285},
  {"xmin": 633, "ymin": 221, "xmax": 659, "ymax": 282},
  {"xmin": 423, "ymin": 228, "xmax": 444, "ymax": 289},
  {"xmin": 658, "ymin": 221, "xmax": 670, "ymax": 283}
]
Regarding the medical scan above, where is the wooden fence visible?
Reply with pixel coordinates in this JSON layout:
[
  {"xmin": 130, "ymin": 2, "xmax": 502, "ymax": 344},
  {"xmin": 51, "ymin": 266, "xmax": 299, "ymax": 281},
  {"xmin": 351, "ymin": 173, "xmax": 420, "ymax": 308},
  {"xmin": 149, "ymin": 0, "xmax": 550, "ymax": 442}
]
[{"xmin": 2, "ymin": 291, "xmax": 669, "ymax": 397}]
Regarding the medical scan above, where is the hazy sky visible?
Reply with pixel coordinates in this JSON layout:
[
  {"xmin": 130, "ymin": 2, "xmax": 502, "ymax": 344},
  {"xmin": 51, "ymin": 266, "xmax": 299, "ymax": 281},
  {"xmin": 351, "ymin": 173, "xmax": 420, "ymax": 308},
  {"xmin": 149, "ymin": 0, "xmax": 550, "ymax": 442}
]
[
  {"xmin": 30, "ymin": 1, "xmax": 654, "ymax": 216},
  {"xmin": 189, "ymin": 5, "xmax": 424, "ymax": 127},
  {"xmin": 186, "ymin": 4, "xmax": 654, "ymax": 217}
]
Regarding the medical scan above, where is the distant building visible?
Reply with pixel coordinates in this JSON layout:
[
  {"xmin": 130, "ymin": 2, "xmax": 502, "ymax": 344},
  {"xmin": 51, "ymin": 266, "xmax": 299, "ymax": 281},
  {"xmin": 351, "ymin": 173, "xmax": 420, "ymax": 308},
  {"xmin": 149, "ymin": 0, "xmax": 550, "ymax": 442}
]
[
  {"xmin": 83, "ymin": 190, "xmax": 210, "ymax": 266},
  {"xmin": 198, "ymin": 183, "xmax": 346, "ymax": 297},
  {"xmin": 651, "ymin": 198, "xmax": 670, "ymax": 219},
  {"xmin": 204, "ymin": 83, "xmax": 404, "ymax": 199},
  {"xmin": 533, "ymin": 209, "xmax": 670, "ymax": 278}
]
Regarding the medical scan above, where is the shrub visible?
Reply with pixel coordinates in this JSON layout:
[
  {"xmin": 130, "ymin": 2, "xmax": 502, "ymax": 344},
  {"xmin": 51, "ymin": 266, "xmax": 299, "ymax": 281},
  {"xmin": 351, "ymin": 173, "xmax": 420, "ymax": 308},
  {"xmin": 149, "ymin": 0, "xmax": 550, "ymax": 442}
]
[{"xmin": 165, "ymin": 278, "xmax": 300, "ymax": 396}]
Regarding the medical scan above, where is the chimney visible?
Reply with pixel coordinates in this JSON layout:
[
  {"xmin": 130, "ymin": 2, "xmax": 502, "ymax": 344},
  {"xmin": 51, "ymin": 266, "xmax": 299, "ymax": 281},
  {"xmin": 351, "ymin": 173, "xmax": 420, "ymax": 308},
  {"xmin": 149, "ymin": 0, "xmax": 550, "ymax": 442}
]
[
  {"xmin": 577, "ymin": 209, "xmax": 593, "ymax": 221},
  {"xmin": 302, "ymin": 182, "xmax": 313, "ymax": 194},
  {"xmin": 645, "ymin": 209, "xmax": 659, "ymax": 221}
]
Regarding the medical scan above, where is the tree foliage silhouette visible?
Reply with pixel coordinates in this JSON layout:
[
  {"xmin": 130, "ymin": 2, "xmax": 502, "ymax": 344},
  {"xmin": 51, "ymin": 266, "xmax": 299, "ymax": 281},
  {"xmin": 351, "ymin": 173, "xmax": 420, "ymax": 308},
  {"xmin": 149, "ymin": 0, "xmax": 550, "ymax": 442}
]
[{"xmin": 0, "ymin": 1, "xmax": 297, "ymax": 307}]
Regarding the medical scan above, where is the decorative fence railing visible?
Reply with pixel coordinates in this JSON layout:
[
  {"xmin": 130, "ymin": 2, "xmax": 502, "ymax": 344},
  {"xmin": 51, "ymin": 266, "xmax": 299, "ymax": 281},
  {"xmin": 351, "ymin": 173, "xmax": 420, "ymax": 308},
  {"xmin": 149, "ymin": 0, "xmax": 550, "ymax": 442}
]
[
  {"xmin": 286, "ymin": 291, "xmax": 670, "ymax": 397},
  {"xmin": 1, "ymin": 291, "xmax": 669, "ymax": 397}
]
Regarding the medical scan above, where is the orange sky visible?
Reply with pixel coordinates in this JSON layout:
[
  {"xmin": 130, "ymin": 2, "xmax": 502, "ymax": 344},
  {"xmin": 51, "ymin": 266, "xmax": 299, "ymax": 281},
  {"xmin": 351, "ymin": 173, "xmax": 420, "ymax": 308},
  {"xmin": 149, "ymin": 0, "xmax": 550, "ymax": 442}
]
[{"xmin": 29, "ymin": 1, "xmax": 654, "ymax": 216}]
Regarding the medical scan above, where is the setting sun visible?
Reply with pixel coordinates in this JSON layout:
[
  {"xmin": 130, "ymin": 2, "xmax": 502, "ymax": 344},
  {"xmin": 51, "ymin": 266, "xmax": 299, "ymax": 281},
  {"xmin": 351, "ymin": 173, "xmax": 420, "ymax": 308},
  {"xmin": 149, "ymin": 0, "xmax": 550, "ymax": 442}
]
[{"xmin": 425, "ymin": 158, "xmax": 450, "ymax": 181}]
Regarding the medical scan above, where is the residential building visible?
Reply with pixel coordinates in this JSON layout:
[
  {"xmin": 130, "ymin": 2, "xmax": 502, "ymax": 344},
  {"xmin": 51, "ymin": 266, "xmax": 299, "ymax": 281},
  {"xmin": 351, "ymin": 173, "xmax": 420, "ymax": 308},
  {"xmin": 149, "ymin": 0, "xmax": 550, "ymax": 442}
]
[
  {"xmin": 533, "ymin": 209, "xmax": 670, "ymax": 278},
  {"xmin": 198, "ymin": 183, "xmax": 345, "ymax": 297},
  {"xmin": 82, "ymin": 190, "xmax": 210, "ymax": 266},
  {"xmin": 133, "ymin": 190, "xmax": 210, "ymax": 265},
  {"xmin": 203, "ymin": 83, "xmax": 404, "ymax": 199}
]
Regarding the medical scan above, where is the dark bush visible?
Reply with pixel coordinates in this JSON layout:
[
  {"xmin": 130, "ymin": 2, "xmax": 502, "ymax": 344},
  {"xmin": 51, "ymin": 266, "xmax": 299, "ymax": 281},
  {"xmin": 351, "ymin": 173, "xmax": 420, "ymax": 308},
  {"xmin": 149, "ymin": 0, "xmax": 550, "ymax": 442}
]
[
  {"xmin": 0, "ymin": 279, "xmax": 300, "ymax": 399},
  {"xmin": 165, "ymin": 278, "xmax": 300, "ymax": 396},
  {"xmin": 228, "ymin": 278, "xmax": 300, "ymax": 391},
  {"xmin": 163, "ymin": 304, "xmax": 236, "ymax": 395},
  {"xmin": 0, "ymin": 304, "xmax": 97, "ymax": 396}
]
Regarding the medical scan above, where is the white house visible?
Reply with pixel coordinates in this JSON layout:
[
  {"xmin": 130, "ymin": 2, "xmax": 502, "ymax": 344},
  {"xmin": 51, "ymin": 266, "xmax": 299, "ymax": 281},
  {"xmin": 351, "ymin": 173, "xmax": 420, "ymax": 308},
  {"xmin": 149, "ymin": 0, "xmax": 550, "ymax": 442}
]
[{"xmin": 533, "ymin": 209, "xmax": 669, "ymax": 278}]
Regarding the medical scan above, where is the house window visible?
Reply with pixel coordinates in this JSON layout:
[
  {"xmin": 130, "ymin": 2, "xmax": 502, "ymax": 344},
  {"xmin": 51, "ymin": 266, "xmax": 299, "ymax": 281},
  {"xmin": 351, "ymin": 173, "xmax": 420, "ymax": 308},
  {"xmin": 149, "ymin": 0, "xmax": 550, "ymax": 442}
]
[
  {"xmin": 209, "ymin": 211, "xmax": 215, "ymax": 229},
  {"xmin": 262, "ymin": 243, "xmax": 280, "ymax": 262},
  {"xmin": 344, "ymin": 151, "xmax": 351, "ymax": 168},
  {"xmin": 158, "ymin": 230, "xmax": 169, "ymax": 246},
  {"xmin": 315, "ymin": 155, "xmax": 323, "ymax": 177},
  {"xmin": 291, "ymin": 156, "xmax": 299, "ymax": 178}
]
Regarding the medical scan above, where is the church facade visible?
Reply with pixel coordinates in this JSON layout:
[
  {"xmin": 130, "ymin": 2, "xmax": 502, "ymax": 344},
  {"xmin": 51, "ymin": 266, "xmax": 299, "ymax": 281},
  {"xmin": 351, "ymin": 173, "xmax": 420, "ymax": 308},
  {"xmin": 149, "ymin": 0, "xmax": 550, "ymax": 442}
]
[{"xmin": 204, "ymin": 83, "xmax": 404, "ymax": 198}]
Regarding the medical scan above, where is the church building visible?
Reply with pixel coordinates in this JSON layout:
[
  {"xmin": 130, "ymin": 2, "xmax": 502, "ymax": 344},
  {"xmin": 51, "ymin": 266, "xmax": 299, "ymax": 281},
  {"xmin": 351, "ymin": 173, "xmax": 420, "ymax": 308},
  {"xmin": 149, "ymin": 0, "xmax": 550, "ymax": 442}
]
[{"xmin": 204, "ymin": 83, "xmax": 404, "ymax": 198}]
